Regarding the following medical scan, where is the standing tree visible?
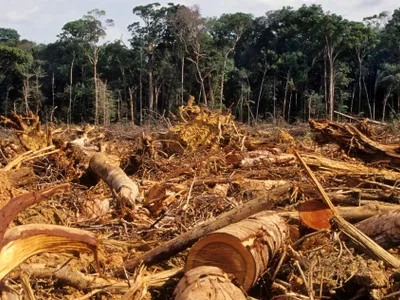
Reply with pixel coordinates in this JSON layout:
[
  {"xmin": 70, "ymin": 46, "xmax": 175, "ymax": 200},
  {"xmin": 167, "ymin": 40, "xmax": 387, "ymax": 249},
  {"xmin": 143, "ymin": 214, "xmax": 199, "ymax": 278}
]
[{"xmin": 59, "ymin": 9, "xmax": 113, "ymax": 124}]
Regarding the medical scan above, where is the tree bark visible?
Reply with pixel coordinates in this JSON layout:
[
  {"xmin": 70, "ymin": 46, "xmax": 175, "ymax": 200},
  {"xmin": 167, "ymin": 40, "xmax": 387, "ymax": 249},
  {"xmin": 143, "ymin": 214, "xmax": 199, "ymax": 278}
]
[
  {"xmin": 68, "ymin": 56, "xmax": 75, "ymax": 125},
  {"xmin": 93, "ymin": 46, "xmax": 99, "ymax": 125},
  {"xmin": 186, "ymin": 211, "xmax": 288, "ymax": 291},
  {"xmin": 355, "ymin": 209, "xmax": 400, "ymax": 249},
  {"xmin": 174, "ymin": 266, "xmax": 247, "ymax": 300},
  {"xmin": 89, "ymin": 153, "xmax": 139, "ymax": 207},
  {"xmin": 282, "ymin": 68, "xmax": 291, "ymax": 120},
  {"xmin": 256, "ymin": 66, "xmax": 267, "ymax": 123},
  {"xmin": 117, "ymin": 183, "xmax": 292, "ymax": 274}
]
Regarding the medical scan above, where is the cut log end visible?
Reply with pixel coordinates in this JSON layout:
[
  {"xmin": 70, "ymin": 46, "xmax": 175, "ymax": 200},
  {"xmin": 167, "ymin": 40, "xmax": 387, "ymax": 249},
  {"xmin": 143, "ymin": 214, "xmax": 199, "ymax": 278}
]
[
  {"xmin": 186, "ymin": 211, "xmax": 288, "ymax": 291},
  {"xmin": 186, "ymin": 233, "xmax": 256, "ymax": 290},
  {"xmin": 174, "ymin": 266, "xmax": 247, "ymax": 300}
]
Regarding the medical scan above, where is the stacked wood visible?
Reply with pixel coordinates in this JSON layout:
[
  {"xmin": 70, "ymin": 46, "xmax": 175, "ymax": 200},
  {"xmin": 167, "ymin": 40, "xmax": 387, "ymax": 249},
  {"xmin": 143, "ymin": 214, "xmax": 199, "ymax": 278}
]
[
  {"xmin": 186, "ymin": 211, "xmax": 288, "ymax": 291},
  {"xmin": 89, "ymin": 152, "xmax": 139, "ymax": 207},
  {"xmin": 174, "ymin": 266, "xmax": 247, "ymax": 300}
]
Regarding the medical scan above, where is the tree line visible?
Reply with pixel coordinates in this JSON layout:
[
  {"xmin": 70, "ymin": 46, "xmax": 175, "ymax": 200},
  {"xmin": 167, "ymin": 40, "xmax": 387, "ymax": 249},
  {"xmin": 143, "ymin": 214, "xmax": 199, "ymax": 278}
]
[{"xmin": 1, "ymin": 4, "xmax": 400, "ymax": 125}]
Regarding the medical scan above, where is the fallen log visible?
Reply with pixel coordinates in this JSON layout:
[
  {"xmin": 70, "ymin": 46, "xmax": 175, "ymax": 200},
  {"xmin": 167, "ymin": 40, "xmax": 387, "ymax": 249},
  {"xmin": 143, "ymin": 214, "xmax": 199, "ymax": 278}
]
[
  {"xmin": 355, "ymin": 209, "xmax": 400, "ymax": 248},
  {"xmin": 117, "ymin": 183, "xmax": 293, "ymax": 274},
  {"xmin": 174, "ymin": 266, "xmax": 247, "ymax": 300},
  {"xmin": 280, "ymin": 203, "xmax": 400, "ymax": 223},
  {"xmin": 186, "ymin": 211, "xmax": 288, "ymax": 291},
  {"xmin": 309, "ymin": 119, "xmax": 400, "ymax": 166},
  {"xmin": 89, "ymin": 153, "xmax": 139, "ymax": 207}
]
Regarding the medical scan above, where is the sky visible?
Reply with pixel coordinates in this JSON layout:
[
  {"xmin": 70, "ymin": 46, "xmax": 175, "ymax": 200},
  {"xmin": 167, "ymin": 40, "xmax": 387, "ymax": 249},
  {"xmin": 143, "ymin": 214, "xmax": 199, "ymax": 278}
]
[{"xmin": 0, "ymin": 0, "xmax": 398, "ymax": 45}]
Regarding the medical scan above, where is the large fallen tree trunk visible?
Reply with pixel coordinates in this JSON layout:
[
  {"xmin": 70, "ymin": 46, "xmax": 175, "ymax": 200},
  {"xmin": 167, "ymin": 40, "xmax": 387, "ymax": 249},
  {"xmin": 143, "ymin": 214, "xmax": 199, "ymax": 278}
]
[
  {"xmin": 117, "ymin": 183, "xmax": 293, "ymax": 275},
  {"xmin": 89, "ymin": 153, "xmax": 139, "ymax": 206},
  {"xmin": 355, "ymin": 209, "xmax": 400, "ymax": 248},
  {"xmin": 186, "ymin": 211, "xmax": 288, "ymax": 291},
  {"xmin": 174, "ymin": 266, "xmax": 247, "ymax": 300},
  {"xmin": 309, "ymin": 119, "xmax": 400, "ymax": 166}
]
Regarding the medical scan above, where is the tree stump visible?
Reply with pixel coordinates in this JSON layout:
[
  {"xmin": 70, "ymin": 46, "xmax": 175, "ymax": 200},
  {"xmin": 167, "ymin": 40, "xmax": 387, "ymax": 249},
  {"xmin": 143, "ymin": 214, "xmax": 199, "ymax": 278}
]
[
  {"xmin": 186, "ymin": 211, "xmax": 288, "ymax": 290},
  {"xmin": 174, "ymin": 266, "xmax": 247, "ymax": 300}
]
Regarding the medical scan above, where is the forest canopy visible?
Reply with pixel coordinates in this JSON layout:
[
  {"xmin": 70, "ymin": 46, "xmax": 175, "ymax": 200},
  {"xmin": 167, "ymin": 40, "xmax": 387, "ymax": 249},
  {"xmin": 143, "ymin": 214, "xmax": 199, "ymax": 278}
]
[{"xmin": 1, "ymin": 4, "xmax": 400, "ymax": 125}]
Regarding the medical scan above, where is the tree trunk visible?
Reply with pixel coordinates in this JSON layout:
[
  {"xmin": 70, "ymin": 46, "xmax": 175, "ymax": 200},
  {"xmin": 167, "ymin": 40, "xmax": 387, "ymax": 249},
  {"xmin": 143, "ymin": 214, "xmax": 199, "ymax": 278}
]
[
  {"xmin": 148, "ymin": 53, "xmax": 154, "ymax": 116},
  {"xmin": 358, "ymin": 58, "xmax": 363, "ymax": 114},
  {"xmin": 282, "ymin": 68, "xmax": 291, "ymax": 121},
  {"xmin": 89, "ymin": 153, "xmax": 139, "ymax": 207},
  {"xmin": 382, "ymin": 90, "xmax": 391, "ymax": 122},
  {"xmin": 356, "ymin": 210, "xmax": 400, "ymax": 249},
  {"xmin": 174, "ymin": 266, "xmax": 247, "ymax": 300},
  {"xmin": 273, "ymin": 75, "xmax": 277, "ymax": 122},
  {"xmin": 68, "ymin": 56, "xmax": 75, "ymax": 125},
  {"xmin": 23, "ymin": 76, "xmax": 30, "ymax": 114},
  {"xmin": 93, "ymin": 46, "xmax": 99, "ymax": 125},
  {"xmin": 181, "ymin": 56, "xmax": 184, "ymax": 105},
  {"xmin": 256, "ymin": 66, "xmax": 267, "ymax": 123},
  {"xmin": 324, "ymin": 50, "xmax": 328, "ymax": 115},
  {"xmin": 287, "ymin": 91, "xmax": 293, "ymax": 123},
  {"xmin": 363, "ymin": 77, "xmax": 373, "ymax": 119},
  {"xmin": 219, "ymin": 56, "xmax": 228, "ymax": 108},
  {"xmin": 128, "ymin": 87, "xmax": 135, "ymax": 124},
  {"xmin": 186, "ymin": 211, "xmax": 288, "ymax": 291},
  {"xmin": 329, "ymin": 57, "xmax": 335, "ymax": 121},
  {"xmin": 208, "ymin": 76, "xmax": 215, "ymax": 108}
]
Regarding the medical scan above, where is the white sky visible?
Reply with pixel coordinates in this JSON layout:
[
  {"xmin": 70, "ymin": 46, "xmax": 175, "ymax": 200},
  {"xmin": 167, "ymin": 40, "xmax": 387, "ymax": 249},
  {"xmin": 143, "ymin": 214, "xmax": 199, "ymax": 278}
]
[{"xmin": 0, "ymin": 0, "xmax": 398, "ymax": 44}]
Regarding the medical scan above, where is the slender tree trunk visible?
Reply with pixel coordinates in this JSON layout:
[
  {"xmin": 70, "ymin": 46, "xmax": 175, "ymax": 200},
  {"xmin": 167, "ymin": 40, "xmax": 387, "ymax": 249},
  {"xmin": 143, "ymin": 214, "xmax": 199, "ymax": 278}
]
[
  {"xmin": 382, "ymin": 90, "xmax": 391, "ymax": 122},
  {"xmin": 148, "ymin": 55, "xmax": 154, "ymax": 116},
  {"xmin": 256, "ymin": 66, "xmax": 267, "ymax": 124},
  {"xmin": 35, "ymin": 72, "xmax": 40, "ymax": 115},
  {"xmin": 282, "ymin": 68, "xmax": 291, "ymax": 121},
  {"xmin": 51, "ymin": 71, "xmax": 55, "ymax": 109},
  {"xmin": 287, "ymin": 92, "xmax": 293, "ymax": 123},
  {"xmin": 208, "ymin": 76, "xmax": 215, "ymax": 107},
  {"xmin": 181, "ymin": 55, "xmax": 184, "ymax": 105},
  {"xmin": 139, "ymin": 48, "xmax": 143, "ymax": 125},
  {"xmin": 273, "ymin": 75, "xmax": 277, "ymax": 122},
  {"xmin": 68, "ymin": 57, "xmax": 74, "ymax": 125},
  {"xmin": 358, "ymin": 58, "xmax": 363, "ymax": 114},
  {"xmin": 324, "ymin": 50, "xmax": 328, "ymax": 115},
  {"xmin": 23, "ymin": 76, "xmax": 30, "ymax": 114},
  {"xmin": 92, "ymin": 46, "xmax": 99, "ymax": 125},
  {"xmin": 128, "ymin": 87, "xmax": 135, "ymax": 124},
  {"xmin": 363, "ymin": 77, "xmax": 372, "ymax": 119},
  {"xmin": 328, "ymin": 57, "xmax": 335, "ymax": 121},
  {"xmin": 219, "ymin": 55, "xmax": 228, "ymax": 108},
  {"xmin": 350, "ymin": 82, "xmax": 357, "ymax": 114},
  {"xmin": 373, "ymin": 74, "xmax": 378, "ymax": 120}
]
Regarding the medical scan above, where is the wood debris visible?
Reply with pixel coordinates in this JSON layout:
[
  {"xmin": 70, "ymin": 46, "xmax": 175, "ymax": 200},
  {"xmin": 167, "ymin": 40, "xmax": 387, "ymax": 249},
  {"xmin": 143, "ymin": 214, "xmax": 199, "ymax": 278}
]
[{"xmin": 0, "ymin": 109, "xmax": 399, "ymax": 299}]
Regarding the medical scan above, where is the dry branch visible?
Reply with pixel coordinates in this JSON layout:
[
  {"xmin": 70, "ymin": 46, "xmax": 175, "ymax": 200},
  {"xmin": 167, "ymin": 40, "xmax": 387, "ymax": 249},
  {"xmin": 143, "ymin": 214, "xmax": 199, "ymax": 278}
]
[
  {"xmin": 118, "ymin": 183, "xmax": 293, "ymax": 274},
  {"xmin": 174, "ymin": 266, "xmax": 247, "ymax": 300},
  {"xmin": 90, "ymin": 153, "xmax": 139, "ymax": 206},
  {"xmin": 186, "ymin": 211, "xmax": 288, "ymax": 291}
]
